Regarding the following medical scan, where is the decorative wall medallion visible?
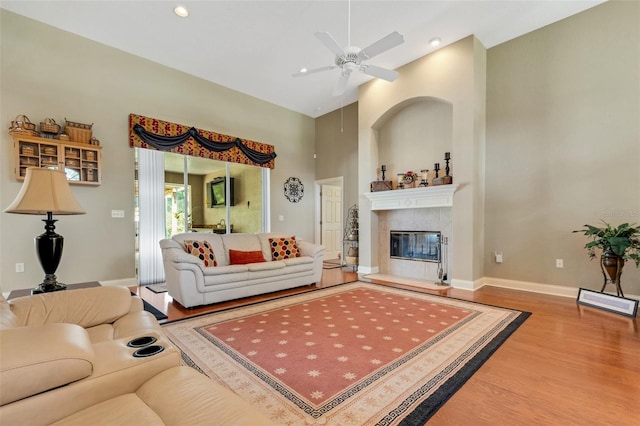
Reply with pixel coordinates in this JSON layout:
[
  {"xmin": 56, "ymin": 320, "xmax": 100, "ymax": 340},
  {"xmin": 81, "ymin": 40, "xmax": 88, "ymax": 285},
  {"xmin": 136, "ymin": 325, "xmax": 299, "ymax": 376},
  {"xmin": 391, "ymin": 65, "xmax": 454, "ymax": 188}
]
[{"xmin": 284, "ymin": 177, "xmax": 304, "ymax": 203}]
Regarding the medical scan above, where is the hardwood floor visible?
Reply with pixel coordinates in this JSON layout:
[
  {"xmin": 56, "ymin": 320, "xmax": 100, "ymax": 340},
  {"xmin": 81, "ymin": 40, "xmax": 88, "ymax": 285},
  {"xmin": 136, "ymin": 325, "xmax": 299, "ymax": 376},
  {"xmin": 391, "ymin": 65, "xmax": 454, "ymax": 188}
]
[{"xmin": 133, "ymin": 272, "xmax": 640, "ymax": 425}]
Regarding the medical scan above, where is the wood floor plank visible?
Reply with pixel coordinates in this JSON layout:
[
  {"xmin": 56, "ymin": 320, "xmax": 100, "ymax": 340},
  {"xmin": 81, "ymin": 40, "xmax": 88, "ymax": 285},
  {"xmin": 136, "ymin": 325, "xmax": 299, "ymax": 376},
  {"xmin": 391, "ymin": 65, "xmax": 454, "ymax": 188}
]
[{"xmin": 132, "ymin": 276, "xmax": 640, "ymax": 425}]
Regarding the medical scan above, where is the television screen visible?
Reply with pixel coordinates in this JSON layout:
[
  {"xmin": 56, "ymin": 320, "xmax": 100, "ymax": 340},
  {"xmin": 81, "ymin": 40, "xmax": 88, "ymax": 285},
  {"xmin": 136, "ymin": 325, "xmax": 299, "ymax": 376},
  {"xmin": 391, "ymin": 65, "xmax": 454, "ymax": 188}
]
[{"xmin": 209, "ymin": 177, "xmax": 235, "ymax": 207}]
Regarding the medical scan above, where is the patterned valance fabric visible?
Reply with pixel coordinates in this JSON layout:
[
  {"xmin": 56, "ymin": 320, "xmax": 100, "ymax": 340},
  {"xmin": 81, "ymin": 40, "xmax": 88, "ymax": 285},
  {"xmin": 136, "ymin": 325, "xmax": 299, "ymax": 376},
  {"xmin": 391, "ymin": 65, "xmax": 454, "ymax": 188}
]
[{"xmin": 129, "ymin": 114, "xmax": 276, "ymax": 169}]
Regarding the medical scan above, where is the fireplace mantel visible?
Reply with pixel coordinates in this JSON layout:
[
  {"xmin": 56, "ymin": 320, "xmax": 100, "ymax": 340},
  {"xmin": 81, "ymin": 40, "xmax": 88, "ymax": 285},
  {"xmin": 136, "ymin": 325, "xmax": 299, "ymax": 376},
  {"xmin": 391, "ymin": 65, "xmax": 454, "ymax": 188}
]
[{"xmin": 364, "ymin": 184, "xmax": 459, "ymax": 210}]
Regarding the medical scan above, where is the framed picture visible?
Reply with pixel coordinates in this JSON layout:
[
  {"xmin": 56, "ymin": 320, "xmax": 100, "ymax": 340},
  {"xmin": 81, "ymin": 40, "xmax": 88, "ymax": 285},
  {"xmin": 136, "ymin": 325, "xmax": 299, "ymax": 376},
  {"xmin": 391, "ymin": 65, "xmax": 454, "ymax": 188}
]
[{"xmin": 577, "ymin": 288, "xmax": 638, "ymax": 318}]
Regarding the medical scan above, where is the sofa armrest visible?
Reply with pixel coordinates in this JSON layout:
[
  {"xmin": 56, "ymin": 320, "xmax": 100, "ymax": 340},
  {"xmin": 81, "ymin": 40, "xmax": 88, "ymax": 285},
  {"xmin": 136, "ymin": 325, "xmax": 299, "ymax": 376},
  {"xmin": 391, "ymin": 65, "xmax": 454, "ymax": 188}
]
[
  {"xmin": 297, "ymin": 240, "xmax": 325, "ymax": 259},
  {"xmin": 160, "ymin": 239, "xmax": 203, "ymax": 265},
  {"xmin": 0, "ymin": 323, "xmax": 94, "ymax": 405},
  {"xmin": 8, "ymin": 286, "xmax": 140, "ymax": 328}
]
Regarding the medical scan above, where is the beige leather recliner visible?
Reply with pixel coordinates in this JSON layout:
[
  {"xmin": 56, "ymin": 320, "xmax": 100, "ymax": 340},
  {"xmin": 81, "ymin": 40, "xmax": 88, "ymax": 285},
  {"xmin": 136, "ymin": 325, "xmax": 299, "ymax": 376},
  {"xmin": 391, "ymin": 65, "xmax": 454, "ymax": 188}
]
[{"xmin": 0, "ymin": 286, "xmax": 273, "ymax": 425}]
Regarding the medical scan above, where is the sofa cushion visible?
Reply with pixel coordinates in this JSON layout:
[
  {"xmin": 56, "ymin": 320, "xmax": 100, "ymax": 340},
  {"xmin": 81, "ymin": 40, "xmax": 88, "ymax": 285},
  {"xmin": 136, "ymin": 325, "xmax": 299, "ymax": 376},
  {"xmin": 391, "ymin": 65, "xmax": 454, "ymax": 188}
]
[
  {"xmin": 184, "ymin": 240, "xmax": 217, "ymax": 267},
  {"xmin": 222, "ymin": 233, "xmax": 262, "ymax": 253},
  {"xmin": 269, "ymin": 236, "xmax": 301, "ymax": 260},
  {"xmin": 229, "ymin": 249, "xmax": 266, "ymax": 265}
]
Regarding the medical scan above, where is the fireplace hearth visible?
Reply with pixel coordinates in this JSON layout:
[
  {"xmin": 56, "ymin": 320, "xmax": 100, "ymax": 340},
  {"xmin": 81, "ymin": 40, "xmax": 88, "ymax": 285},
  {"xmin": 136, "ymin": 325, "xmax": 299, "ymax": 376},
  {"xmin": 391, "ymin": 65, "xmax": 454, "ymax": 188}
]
[{"xmin": 390, "ymin": 231, "xmax": 441, "ymax": 262}]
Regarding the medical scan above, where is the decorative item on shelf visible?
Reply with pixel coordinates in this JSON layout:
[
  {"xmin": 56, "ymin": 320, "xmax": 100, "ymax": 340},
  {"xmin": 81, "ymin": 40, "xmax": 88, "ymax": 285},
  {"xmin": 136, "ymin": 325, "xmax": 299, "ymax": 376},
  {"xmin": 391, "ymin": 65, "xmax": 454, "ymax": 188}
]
[
  {"xmin": 4, "ymin": 168, "xmax": 86, "ymax": 294},
  {"xmin": 58, "ymin": 133, "xmax": 70, "ymax": 141},
  {"xmin": 402, "ymin": 170, "xmax": 417, "ymax": 188},
  {"xmin": 284, "ymin": 177, "xmax": 304, "ymax": 203},
  {"xmin": 573, "ymin": 221, "xmax": 640, "ymax": 298},
  {"xmin": 21, "ymin": 145, "xmax": 35, "ymax": 156},
  {"xmin": 9, "ymin": 114, "xmax": 39, "ymax": 137},
  {"xmin": 370, "ymin": 164, "xmax": 392, "ymax": 192},
  {"xmin": 85, "ymin": 151, "xmax": 96, "ymax": 161},
  {"xmin": 89, "ymin": 137, "xmax": 100, "ymax": 146},
  {"xmin": 39, "ymin": 118, "xmax": 61, "ymax": 138},
  {"xmin": 64, "ymin": 118, "xmax": 93, "ymax": 144},
  {"xmin": 434, "ymin": 153, "xmax": 453, "ymax": 185},
  {"xmin": 432, "ymin": 162, "xmax": 444, "ymax": 186},
  {"xmin": 42, "ymin": 146, "xmax": 57, "ymax": 155},
  {"xmin": 397, "ymin": 173, "xmax": 405, "ymax": 189},
  {"xmin": 419, "ymin": 169, "xmax": 429, "ymax": 187}
]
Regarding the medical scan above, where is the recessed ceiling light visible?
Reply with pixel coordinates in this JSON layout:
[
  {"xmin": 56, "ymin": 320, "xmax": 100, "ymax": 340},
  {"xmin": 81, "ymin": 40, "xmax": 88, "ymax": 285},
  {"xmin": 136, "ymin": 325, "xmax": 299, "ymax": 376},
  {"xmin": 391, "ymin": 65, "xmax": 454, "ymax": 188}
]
[
  {"xmin": 299, "ymin": 67, "xmax": 308, "ymax": 74},
  {"xmin": 429, "ymin": 38, "xmax": 441, "ymax": 47},
  {"xmin": 174, "ymin": 5, "xmax": 189, "ymax": 18}
]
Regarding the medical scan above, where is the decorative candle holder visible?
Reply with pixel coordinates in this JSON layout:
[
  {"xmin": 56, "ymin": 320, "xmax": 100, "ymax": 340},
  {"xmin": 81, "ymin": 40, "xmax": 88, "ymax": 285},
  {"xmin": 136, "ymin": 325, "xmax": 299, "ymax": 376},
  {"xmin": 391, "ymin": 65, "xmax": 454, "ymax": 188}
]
[
  {"xmin": 434, "ymin": 163, "xmax": 440, "ymax": 178},
  {"xmin": 442, "ymin": 152, "xmax": 453, "ymax": 184},
  {"xmin": 381, "ymin": 164, "xmax": 386, "ymax": 181},
  {"xmin": 420, "ymin": 169, "xmax": 429, "ymax": 187},
  {"xmin": 397, "ymin": 173, "xmax": 405, "ymax": 189}
]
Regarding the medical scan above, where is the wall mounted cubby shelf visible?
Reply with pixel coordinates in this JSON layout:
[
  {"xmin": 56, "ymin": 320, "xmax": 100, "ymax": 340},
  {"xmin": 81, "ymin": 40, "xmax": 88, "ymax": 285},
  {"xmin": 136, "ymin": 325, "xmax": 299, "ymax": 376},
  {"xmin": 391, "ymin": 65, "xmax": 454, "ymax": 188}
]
[{"xmin": 14, "ymin": 135, "xmax": 102, "ymax": 186}]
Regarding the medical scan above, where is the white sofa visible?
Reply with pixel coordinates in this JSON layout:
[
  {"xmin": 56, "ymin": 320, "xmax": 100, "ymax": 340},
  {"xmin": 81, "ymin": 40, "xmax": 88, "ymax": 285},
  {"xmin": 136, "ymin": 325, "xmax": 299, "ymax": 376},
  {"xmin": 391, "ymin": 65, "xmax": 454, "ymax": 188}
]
[{"xmin": 160, "ymin": 232, "xmax": 325, "ymax": 308}]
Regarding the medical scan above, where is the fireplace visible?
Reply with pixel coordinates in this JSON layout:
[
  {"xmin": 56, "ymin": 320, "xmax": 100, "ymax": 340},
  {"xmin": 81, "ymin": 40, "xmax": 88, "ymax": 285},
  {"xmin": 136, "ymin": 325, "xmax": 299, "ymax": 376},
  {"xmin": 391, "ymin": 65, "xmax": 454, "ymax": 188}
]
[{"xmin": 390, "ymin": 231, "xmax": 441, "ymax": 262}]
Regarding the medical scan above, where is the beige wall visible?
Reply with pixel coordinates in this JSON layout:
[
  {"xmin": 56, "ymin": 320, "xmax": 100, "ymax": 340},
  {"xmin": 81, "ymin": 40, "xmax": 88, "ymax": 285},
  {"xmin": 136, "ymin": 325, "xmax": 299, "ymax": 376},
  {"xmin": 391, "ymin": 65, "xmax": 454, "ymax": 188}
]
[
  {"xmin": 315, "ymin": 102, "xmax": 359, "ymax": 220},
  {"xmin": 0, "ymin": 10, "xmax": 315, "ymax": 292},
  {"xmin": 485, "ymin": 0, "xmax": 640, "ymax": 294}
]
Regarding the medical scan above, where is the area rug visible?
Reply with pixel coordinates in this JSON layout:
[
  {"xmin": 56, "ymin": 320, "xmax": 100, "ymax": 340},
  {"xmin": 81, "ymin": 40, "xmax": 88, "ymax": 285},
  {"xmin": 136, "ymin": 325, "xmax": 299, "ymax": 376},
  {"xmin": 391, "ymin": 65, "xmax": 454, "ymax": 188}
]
[{"xmin": 163, "ymin": 282, "xmax": 529, "ymax": 425}]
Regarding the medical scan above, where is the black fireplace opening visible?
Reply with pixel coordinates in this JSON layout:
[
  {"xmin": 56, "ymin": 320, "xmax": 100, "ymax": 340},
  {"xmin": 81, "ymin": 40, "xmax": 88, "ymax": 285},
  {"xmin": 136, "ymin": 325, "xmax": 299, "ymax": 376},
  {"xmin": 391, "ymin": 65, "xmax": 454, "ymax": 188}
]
[{"xmin": 390, "ymin": 230, "xmax": 441, "ymax": 262}]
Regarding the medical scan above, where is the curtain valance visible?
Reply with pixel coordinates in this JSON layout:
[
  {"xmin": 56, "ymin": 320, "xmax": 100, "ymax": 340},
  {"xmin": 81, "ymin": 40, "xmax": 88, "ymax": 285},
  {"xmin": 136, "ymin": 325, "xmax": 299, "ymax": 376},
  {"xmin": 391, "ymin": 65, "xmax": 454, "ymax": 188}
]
[{"xmin": 129, "ymin": 114, "xmax": 276, "ymax": 169}]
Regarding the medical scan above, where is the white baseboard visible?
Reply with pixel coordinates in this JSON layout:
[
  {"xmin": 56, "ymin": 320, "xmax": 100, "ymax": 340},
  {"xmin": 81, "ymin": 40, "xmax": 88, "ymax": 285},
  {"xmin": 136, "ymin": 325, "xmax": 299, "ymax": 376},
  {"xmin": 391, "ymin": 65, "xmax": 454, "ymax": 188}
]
[
  {"xmin": 99, "ymin": 278, "xmax": 138, "ymax": 288},
  {"xmin": 481, "ymin": 276, "xmax": 640, "ymax": 301},
  {"xmin": 357, "ymin": 265, "xmax": 379, "ymax": 275},
  {"xmin": 450, "ymin": 278, "xmax": 484, "ymax": 291}
]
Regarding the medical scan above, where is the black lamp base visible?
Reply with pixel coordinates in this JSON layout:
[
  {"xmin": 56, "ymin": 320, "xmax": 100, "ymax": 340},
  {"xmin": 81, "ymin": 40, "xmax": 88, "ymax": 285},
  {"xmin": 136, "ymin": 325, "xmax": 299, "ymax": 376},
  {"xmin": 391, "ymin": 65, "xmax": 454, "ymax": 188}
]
[{"xmin": 32, "ymin": 282, "xmax": 67, "ymax": 294}]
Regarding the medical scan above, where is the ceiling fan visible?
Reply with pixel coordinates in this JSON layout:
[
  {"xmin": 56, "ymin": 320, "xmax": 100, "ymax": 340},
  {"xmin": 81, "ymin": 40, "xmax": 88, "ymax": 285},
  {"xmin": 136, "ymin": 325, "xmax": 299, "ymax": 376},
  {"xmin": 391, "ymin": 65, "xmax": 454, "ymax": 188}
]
[{"xmin": 293, "ymin": 1, "xmax": 404, "ymax": 96}]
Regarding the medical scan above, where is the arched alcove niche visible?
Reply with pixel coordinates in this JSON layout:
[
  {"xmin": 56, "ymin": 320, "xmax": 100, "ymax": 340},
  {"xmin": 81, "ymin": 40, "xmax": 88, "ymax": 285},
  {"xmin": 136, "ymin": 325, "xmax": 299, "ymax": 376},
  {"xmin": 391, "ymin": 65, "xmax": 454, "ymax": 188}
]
[
  {"xmin": 373, "ymin": 96, "xmax": 453, "ymax": 183},
  {"xmin": 371, "ymin": 96, "xmax": 455, "ymax": 282}
]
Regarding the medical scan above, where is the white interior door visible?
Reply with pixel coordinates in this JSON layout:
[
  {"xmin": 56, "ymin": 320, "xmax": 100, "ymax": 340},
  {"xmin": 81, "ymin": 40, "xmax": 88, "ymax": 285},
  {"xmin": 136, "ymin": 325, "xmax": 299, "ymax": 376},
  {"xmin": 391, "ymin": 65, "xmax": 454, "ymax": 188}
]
[{"xmin": 321, "ymin": 184, "xmax": 342, "ymax": 260}]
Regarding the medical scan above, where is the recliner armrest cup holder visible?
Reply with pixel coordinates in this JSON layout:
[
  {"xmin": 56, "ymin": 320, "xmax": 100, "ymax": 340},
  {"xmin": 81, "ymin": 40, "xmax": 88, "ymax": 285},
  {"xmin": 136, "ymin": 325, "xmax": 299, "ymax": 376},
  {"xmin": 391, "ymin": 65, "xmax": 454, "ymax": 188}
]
[
  {"xmin": 132, "ymin": 345, "xmax": 165, "ymax": 358},
  {"xmin": 127, "ymin": 336, "xmax": 157, "ymax": 348}
]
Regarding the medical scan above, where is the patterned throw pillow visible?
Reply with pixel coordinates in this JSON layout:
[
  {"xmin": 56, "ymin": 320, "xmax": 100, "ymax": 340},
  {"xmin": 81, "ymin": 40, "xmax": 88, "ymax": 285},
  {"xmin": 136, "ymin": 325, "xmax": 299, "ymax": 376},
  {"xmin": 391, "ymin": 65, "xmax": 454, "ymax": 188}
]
[
  {"xmin": 183, "ymin": 240, "xmax": 217, "ymax": 267},
  {"xmin": 269, "ymin": 236, "xmax": 300, "ymax": 260}
]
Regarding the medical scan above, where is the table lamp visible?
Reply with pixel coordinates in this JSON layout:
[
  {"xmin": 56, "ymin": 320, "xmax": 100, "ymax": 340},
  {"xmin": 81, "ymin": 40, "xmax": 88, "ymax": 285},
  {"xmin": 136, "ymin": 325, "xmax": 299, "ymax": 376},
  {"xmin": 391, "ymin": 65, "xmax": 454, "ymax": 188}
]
[{"xmin": 4, "ymin": 168, "xmax": 85, "ymax": 294}]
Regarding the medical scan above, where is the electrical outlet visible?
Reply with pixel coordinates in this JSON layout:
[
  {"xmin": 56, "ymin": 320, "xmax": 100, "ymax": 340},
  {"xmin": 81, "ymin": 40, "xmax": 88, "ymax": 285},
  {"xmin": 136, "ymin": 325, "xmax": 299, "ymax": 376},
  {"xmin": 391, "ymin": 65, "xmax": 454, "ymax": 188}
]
[
  {"xmin": 495, "ymin": 251, "xmax": 503, "ymax": 263},
  {"xmin": 111, "ymin": 209, "xmax": 125, "ymax": 218},
  {"xmin": 15, "ymin": 263, "xmax": 24, "ymax": 273},
  {"xmin": 556, "ymin": 259, "xmax": 564, "ymax": 268}
]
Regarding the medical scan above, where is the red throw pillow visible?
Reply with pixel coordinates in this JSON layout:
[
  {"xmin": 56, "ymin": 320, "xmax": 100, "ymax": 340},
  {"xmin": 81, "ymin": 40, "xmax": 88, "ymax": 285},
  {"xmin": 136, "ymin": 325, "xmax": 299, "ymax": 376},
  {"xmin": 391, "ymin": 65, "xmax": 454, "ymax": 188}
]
[
  {"xmin": 269, "ymin": 236, "xmax": 300, "ymax": 260},
  {"xmin": 183, "ymin": 240, "xmax": 217, "ymax": 267},
  {"xmin": 229, "ymin": 249, "xmax": 266, "ymax": 265}
]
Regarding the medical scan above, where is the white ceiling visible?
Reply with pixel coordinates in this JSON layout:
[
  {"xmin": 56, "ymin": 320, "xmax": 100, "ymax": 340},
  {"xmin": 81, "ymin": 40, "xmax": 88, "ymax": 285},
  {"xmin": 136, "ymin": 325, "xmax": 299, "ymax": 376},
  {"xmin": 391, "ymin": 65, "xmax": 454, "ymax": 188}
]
[{"xmin": 2, "ymin": 0, "xmax": 605, "ymax": 118}]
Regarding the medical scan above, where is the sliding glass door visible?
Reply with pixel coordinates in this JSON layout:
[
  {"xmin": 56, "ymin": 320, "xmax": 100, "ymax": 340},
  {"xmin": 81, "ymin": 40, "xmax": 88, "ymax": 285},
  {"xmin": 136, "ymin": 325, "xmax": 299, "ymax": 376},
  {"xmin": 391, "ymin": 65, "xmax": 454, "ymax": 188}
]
[{"xmin": 135, "ymin": 149, "xmax": 269, "ymax": 284}]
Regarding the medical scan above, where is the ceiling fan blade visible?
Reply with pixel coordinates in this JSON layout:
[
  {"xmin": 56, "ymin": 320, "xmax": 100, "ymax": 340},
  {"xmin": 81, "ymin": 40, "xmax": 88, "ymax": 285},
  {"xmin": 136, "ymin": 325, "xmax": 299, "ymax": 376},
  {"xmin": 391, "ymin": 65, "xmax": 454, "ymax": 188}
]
[
  {"xmin": 292, "ymin": 65, "xmax": 336, "ymax": 77},
  {"xmin": 357, "ymin": 31, "xmax": 404, "ymax": 61},
  {"xmin": 333, "ymin": 69, "xmax": 352, "ymax": 96},
  {"xmin": 315, "ymin": 31, "xmax": 346, "ymax": 57},
  {"xmin": 360, "ymin": 64, "xmax": 399, "ymax": 82}
]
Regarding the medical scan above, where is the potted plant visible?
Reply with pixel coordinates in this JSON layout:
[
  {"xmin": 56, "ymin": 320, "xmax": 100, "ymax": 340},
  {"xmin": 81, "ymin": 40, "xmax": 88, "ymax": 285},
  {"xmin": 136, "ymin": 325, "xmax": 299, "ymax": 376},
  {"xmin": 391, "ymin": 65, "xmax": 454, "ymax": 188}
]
[{"xmin": 573, "ymin": 221, "xmax": 640, "ymax": 296}]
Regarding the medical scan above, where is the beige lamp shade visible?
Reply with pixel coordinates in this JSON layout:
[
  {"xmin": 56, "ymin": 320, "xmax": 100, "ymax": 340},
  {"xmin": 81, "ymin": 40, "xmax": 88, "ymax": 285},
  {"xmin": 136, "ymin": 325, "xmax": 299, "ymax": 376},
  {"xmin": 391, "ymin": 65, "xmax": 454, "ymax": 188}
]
[{"xmin": 4, "ymin": 168, "xmax": 86, "ymax": 215}]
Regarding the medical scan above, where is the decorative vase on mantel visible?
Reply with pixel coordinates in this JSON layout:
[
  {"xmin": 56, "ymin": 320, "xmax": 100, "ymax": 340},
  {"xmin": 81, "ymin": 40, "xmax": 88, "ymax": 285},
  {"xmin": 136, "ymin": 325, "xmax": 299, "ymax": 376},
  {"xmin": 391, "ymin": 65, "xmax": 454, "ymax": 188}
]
[{"xmin": 600, "ymin": 249, "xmax": 624, "ymax": 294}]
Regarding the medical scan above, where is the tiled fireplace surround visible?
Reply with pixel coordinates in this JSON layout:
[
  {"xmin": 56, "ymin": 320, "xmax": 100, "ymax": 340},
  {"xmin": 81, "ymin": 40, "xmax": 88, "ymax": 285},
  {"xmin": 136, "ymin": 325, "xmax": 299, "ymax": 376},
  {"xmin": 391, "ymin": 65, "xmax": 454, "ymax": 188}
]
[
  {"xmin": 379, "ymin": 208, "xmax": 451, "ymax": 282},
  {"xmin": 364, "ymin": 185, "xmax": 458, "ymax": 284}
]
